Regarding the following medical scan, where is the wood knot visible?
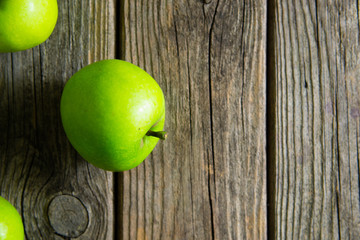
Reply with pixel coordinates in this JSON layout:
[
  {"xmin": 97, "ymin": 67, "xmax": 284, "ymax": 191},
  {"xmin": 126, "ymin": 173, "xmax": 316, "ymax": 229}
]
[{"xmin": 47, "ymin": 195, "xmax": 89, "ymax": 238}]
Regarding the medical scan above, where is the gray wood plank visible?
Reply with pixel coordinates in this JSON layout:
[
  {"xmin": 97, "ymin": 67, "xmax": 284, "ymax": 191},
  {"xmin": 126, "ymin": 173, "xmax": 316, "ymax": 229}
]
[
  {"xmin": 0, "ymin": 1, "xmax": 116, "ymax": 239},
  {"xmin": 120, "ymin": 1, "xmax": 267, "ymax": 239},
  {"xmin": 275, "ymin": 0, "xmax": 360, "ymax": 239}
]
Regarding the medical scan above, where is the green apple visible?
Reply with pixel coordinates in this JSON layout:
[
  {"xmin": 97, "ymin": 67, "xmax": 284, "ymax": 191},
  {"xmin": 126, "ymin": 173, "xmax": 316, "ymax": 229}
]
[
  {"xmin": 60, "ymin": 59, "xmax": 166, "ymax": 172},
  {"xmin": 0, "ymin": 0, "xmax": 58, "ymax": 53},
  {"xmin": 0, "ymin": 196, "xmax": 24, "ymax": 240}
]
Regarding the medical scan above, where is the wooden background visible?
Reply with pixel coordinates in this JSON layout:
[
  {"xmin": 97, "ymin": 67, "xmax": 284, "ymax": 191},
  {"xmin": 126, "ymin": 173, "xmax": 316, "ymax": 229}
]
[{"xmin": 0, "ymin": 0, "xmax": 359, "ymax": 239}]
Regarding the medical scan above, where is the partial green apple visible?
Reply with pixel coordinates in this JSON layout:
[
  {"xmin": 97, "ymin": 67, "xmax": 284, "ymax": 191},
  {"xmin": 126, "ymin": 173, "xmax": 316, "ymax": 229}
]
[
  {"xmin": 0, "ymin": 196, "xmax": 24, "ymax": 240},
  {"xmin": 60, "ymin": 60, "xmax": 166, "ymax": 172},
  {"xmin": 0, "ymin": 0, "xmax": 58, "ymax": 53}
]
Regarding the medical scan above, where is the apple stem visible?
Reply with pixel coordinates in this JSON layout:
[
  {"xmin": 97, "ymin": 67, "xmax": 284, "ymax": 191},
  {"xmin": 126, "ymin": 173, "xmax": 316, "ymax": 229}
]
[{"xmin": 146, "ymin": 130, "xmax": 167, "ymax": 140}]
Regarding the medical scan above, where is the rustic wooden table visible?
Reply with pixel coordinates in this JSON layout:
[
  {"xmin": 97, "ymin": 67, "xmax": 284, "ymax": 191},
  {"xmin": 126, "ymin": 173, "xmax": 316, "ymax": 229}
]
[{"xmin": 0, "ymin": 0, "xmax": 359, "ymax": 239}]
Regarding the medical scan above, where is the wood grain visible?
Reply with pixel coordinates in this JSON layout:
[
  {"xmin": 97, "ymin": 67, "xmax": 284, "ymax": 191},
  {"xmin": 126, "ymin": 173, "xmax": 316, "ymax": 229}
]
[
  {"xmin": 275, "ymin": 0, "xmax": 360, "ymax": 239},
  {"xmin": 5, "ymin": 1, "xmax": 359, "ymax": 239},
  {"xmin": 120, "ymin": 1, "xmax": 267, "ymax": 239},
  {"xmin": 0, "ymin": 1, "xmax": 115, "ymax": 239}
]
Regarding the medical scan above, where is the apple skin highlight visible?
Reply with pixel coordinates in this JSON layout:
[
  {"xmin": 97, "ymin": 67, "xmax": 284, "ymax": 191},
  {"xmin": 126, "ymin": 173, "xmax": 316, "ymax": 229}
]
[
  {"xmin": 60, "ymin": 60, "xmax": 166, "ymax": 172},
  {"xmin": 0, "ymin": 0, "xmax": 58, "ymax": 53},
  {"xmin": 0, "ymin": 196, "xmax": 25, "ymax": 240}
]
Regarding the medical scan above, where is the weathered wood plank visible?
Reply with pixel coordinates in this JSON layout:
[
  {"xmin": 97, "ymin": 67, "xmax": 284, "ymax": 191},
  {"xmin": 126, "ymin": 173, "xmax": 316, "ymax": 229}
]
[
  {"xmin": 0, "ymin": 1, "xmax": 115, "ymax": 239},
  {"xmin": 275, "ymin": 0, "xmax": 360, "ymax": 239},
  {"xmin": 120, "ymin": 1, "xmax": 267, "ymax": 239}
]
